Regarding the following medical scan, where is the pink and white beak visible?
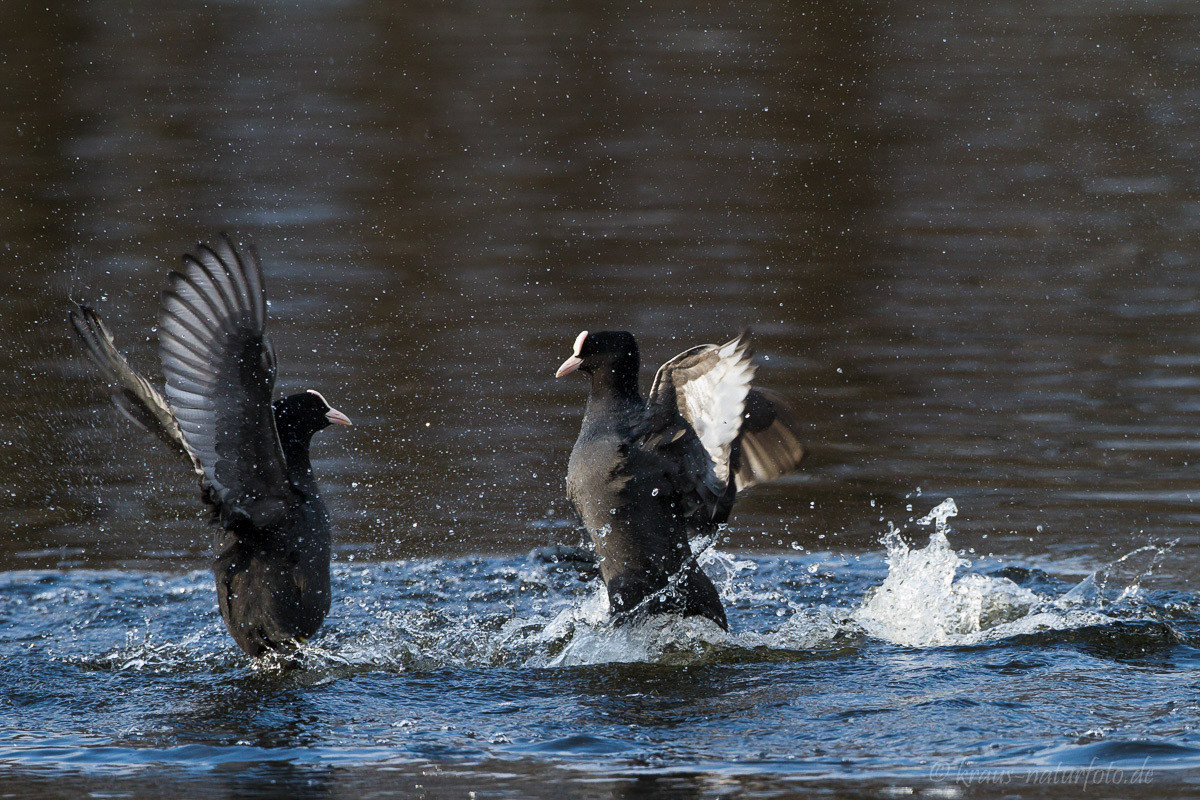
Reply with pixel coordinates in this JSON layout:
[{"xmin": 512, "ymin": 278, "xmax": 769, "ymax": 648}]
[
  {"xmin": 555, "ymin": 330, "xmax": 588, "ymax": 378},
  {"xmin": 307, "ymin": 389, "xmax": 353, "ymax": 426},
  {"xmin": 325, "ymin": 407, "xmax": 353, "ymax": 426}
]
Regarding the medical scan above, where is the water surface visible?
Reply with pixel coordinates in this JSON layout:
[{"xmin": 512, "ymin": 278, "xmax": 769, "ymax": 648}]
[{"xmin": 4, "ymin": 0, "xmax": 1200, "ymax": 796}]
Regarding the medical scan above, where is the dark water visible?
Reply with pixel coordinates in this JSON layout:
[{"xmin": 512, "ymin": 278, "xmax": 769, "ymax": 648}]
[{"xmin": 5, "ymin": 0, "xmax": 1200, "ymax": 796}]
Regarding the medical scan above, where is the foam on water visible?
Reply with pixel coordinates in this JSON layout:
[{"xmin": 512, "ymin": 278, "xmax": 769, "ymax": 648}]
[
  {"xmin": 515, "ymin": 498, "xmax": 1179, "ymax": 663},
  {"xmin": 525, "ymin": 533, "xmax": 768, "ymax": 667}
]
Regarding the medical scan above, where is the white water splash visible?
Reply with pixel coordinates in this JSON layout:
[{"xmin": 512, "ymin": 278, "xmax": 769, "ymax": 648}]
[
  {"xmin": 534, "ymin": 609, "xmax": 729, "ymax": 668},
  {"xmin": 1055, "ymin": 542, "xmax": 1176, "ymax": 610},
  {"xmin": 315, "ymin": 510, "xmax": 1175, "ymax": 666},
  {"xmin": 850, "ymin": 498, "xmax": 1169, "ymax": 647},
  {"xmin": 853, "ymin": 526, "xmax": 1040, "ymax": 646},
  {"xmin": 95, "ymin": 626, "xmax": 235, "ymax": 672}
]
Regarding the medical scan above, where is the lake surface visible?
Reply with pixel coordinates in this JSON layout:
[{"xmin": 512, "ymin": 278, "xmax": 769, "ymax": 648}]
[{"xmin": 4, "ymin": 0, "xmax": 1200, "ymax": 796}]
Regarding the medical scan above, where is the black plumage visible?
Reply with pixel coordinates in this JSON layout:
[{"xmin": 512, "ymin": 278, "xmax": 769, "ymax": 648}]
[
  {"xmin": 556, "ymin": 330, "xmax": 806, "ymax": 630},
  {"xmin": 70, "ymin": 236, "xmax": 351, "ymax": 657}
]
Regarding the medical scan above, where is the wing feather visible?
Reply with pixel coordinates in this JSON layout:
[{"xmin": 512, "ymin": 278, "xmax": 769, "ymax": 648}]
[
  {"xmin": 158, "ymin": 236, "xmax": 292, "ymax": 530},
  {"xmin": 732, "ymin": 388, "xmax": 806, "ymax": 491},
  {"xmin": 69, "ymin": 303, "xmax": 202, "ymax": 476},
  {"xmin": 641, "ymin": 332, "xmax": 806, "ymax": 520},
  {"xmin": 646, "ymin": 333, "xmax": 756, "ymax": 492}
]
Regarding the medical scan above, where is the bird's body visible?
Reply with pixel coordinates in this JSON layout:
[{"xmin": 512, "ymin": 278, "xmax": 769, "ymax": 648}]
[
  {"xmin": 211, "ymin": 488, "xmax": 331, "ymax": 655},
  {"xmin": 70, "ymin": 237, "xmax": 350, "ymax": 657},
  {"xmin": 565, "ymin": 366, "xmax": 726, "ymax": 626},
  {"xmin": 208, "ymin": 391, "xmax": 339, "ymax": 655},
  {"xmin": 557, "ymin": 330, "xmax": 806, "ymax": 630}
]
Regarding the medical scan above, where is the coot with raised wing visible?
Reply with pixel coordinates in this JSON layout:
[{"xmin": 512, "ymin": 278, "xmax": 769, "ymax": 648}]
[
  {"xmin": 70, "ymin": 236, "xmax": 350, "ymax": 656},
  {"xmin": 556, "ymin": 330, "xmax": 805, "ymax": 630}
]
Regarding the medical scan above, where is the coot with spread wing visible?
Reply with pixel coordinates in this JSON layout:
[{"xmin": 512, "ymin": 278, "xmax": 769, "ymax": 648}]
[
  {"xmin": 70, "ymin": 236, "xmax": 350, "ymax": 656},
  {"xmin": 556, "ymin": 330, "xmax": 805, "ymax": 630}
]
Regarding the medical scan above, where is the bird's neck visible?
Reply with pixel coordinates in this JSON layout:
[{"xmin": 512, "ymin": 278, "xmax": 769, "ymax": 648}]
[
  {"xmin": 281, "ymin": 435, "xmax": 319, "ymax": 492},
  {"xmin": 583, "ymin": 361, "xmax": 643, "ymax": 430}
]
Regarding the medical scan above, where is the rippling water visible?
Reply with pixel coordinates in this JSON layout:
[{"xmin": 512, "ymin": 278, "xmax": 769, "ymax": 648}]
[
  {"xmin": 6, "ymin": 0, "xmax": 1200, "ymax": 796},
  {"xmin": 4, "ymin": 505, "xmax": 1198, "ymax": 797}
]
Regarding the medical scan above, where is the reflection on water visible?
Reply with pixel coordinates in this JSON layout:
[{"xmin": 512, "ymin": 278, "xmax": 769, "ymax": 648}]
[
  {"xmin": 4, "ymin": 0, "xmax": 1200, "ymax": 795},
  {"xmin": 7, "ymin": 0, "xmax": 1200, "ymax": 569},
  {"xmin": 7, "ymin": 0, "xmax": 1200, "ymax": 571}
]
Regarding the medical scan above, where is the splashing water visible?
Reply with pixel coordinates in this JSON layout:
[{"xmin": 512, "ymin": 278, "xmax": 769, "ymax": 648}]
[
  {"xmin": 38, "ymin": 500, "xmax": 1181, "ymax": 675},
  {"xmin": 3, "ymin": 503, "xmax": 1193, "ymax": 796},
  {"xmin": 1056, "ymin": 541, "xmax": 1177, "ymax": 610},
  {"xmin": 850, "ymin": 498, "xmax": 1174, "ymax": 647},
  {"xmin": 852, "ymin": 503, "xmax": 1040, "ymax": 646}
]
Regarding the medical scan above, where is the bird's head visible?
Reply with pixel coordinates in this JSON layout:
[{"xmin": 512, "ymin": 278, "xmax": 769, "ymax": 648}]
[
  {"xmin": 555, "ymin": 330, "xmax": 639, "ymax": 378},
  {"xmin": 274, "ymin": 389, "xmax": 352, "ymax": 443}
]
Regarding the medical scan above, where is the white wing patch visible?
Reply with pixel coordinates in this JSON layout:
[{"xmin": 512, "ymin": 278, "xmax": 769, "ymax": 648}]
[{"xmin": 677, "ymin": 338, "xmax": 756, "ymax": 485}]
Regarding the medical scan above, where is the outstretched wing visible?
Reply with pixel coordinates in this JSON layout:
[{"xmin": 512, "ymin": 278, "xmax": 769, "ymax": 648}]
[
  {"xmin": 640, "ymin": 332, "xmax": 806, "ymax": 520},
  {"xmin": 732, "ymin": 388, "xmax": 806, "ymax": 491},
  {"xmin": 640, "ymin": 333, "xmax": 757, "ymax": 519},
  {"xmin": 69, "ymin": 303, "xmax": 202, "ymax": 476},
  {"xmin": 647, "ymin": 333, "xmax": 756, "ymax": 486},
  {"xmin": 158, "ymin": 235, "xmax": 292, "ymax": 530}
]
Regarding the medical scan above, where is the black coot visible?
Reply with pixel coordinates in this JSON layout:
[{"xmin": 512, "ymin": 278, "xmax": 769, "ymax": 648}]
[
  {"xmin": 556, "ymin": 330, "xmax": 805, "ymax": 630},
  {"xmin": 70, "ymin": 236, "xmax": 351, "ymax": 656}
]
